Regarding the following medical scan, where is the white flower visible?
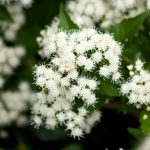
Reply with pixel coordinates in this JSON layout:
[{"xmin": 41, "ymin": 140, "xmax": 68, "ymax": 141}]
[
  {"xmin": 56, "ymin": 113, "xmax": 66, "ymax": 123},
  {"xmin": 121, "ymin": 59, "xmax": 150, "ymax": 105},
  {"xmin": 38, "ymin": 28, "xmax": 122, "ymax": 79},
  {"xmin": 33, "ymin": 116, "xmax": 42, "ymax": 127},
  {"xmin": 84, "ymin": 110, "xmax": 102, "ymax": 134},
  {"xmin": 87, "ymin": 79, "xmax": 97, "ymax": 90},
  {"xmin": 99, "ymin": 66, "xmax": 111, "ymax": 78},
  {"xmin": 0, "ymin": 39, "xmax": 25, "ymax": 88},
  {"xmin": 70, "ymin": 85, "xmax": 81, "ymax": 96},
  {"xmin": 85, "ymin": 94, "xmax": 97, "ymax": 106},
  {"xmin": 0, "ymin": 82, "xmax": 33, "ymax": 127},
  {"xmin": 67, "ymin": 0, "xmax": 106, "ymax": 28},
  {"xmin": 66, "ymin": 0, "xmax": 148, "ymax": 28},
  {"xmin": 32, "ymin": 28, "xmax": 122, "ymax": 138},
  {"xmin": 92, "ymin": 52, "xmax": 102, "ymax": 63},
  {"xmin": 45, "ymin": 118, "xmax": 58, "ymax": 130},
  {"xmin": 71, "ymin": 127, "xmax": 83, "ymax": 139},
  {"xmin": 81, "ymin": 88, "xmax": 92, "ymax": 100},
  {"xmin": 78, "ymin": 107, "xmax": 88, "ymax": 116}
]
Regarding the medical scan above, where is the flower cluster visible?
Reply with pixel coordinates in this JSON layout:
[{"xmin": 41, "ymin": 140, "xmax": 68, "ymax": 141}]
[
  {"xmin": 0, "ymin": 0, "xmax": 33, "ymax": 41},
  {"xmin": 0, "ymin": 0, "xmax": 33, "ymax": 8},
  {"xmin": 38, "ymin": 28, "xmax": 122, "ymax": 80},
  {"xmin": 67, "ymin": 0, "xmax": 149, "ymax": 28},
  {"xmin": 0, "ymin": 82, "xmax": 33, "ymax": 127},
  {"xmin": 32, "ymin": 28, "xmax": 122, "ymax": 137},
  {"xmin": 67, "ymin": 0, "xmax": 106, "ymax": 28},
  {"xmin": 121, "ymin": 59, "xmax": 150, "ymax": 105},
  {"xmin": 0, "ymin": 5, "xmax": 25, "ymax": 41},
  {"xmin": 37, "ymin": 18, "xmax": 59, "ymax": 56},
  {"xmin": 0, "ymin": 39, "xmax": 25, "ymax": 88},
  {"xmin": 32, "ymin": 92, "xmax": 101, "ymax": 138}
]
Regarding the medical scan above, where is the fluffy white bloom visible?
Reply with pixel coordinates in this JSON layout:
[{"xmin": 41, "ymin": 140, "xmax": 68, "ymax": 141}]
[
  {"xmin": 0, "ymin": 82, "xmax": 33, "ymax": 127},
  {"xmin": 32, "ymin": 28, "xmax": 122, "ymax": 138},
  {"xmin": 67, "ymin": 0, "xmax": 106, "ymax": 28},
  {"xmin": 0, "ymin": 39, "xmax": 25, "ymax": 87},
  {"xmin": 32, "ymin": 91, "xmax": 102, "ymax": 138},
  {"xmin": 67, "ymin": 0, "xmax": 148, "ymax": 28},
  {"xmin": 38, "ymin": 28, "xmax": 122, "ymax": 80},
  {"xmin": 84, "ymin": 110, "xmax": 102, "ymax": 134},
  {"xmin": 121, "ymin": 59, "xmax": 150, "ymax": 105}
]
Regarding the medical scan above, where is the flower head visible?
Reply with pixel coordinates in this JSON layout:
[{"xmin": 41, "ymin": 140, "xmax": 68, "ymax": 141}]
[
  {"xmin": 67, "ymin": 0, "xmax": 148, "ymax": 28},
  {"xmin": 121, "ymin": 59, "xmax": 150, "ymax": 105},
  {"xmin": 32, "ymin": 28, "xmax": 122, "ymax": 138}
]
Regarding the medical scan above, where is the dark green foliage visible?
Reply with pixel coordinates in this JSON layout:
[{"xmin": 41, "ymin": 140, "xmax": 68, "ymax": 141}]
[
  {"xmin": 59, "ymin": 3, "xmax": 79, "ymax": 30},
  {"xmin": 0, "ymin": 5, "xmax": 13, "ymax": 22},
  {"xmin": 110, "ymin": 12, "xmax": 147, "ymax": 43}
]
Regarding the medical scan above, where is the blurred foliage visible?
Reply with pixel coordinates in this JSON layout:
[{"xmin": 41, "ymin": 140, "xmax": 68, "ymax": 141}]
[
  {"xmin": 61, "ymin": 143, "xmax": 83, "ymax": 150},
  {"xmin": 140, "ymin": 111, "xmax": 150, "ymax": 134},
  {"xmin": 0, "ymin": 5, "xmax": 13, "ymax": 22}
]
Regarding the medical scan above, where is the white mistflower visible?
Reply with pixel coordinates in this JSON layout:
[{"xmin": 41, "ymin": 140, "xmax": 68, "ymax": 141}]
[
  {"xmin": 84, "ymin": 110, "xmax": 102, "ymax": 134},
  {"xmin": 71, "ymin": 127, "xmax": 83, "ymax": 138},
  {"xmin": 0, "ymin": 5, "xmax": 25, "ymax": 41},
  {"xmin": 67, "ymin": 0, "xmax": 148, "ymax": 28},
  {"xmin": 32, "ymin": 116, "xmax": 42, "ymax": 127},
  {"xmin": 38, "ymin": 28, "xmax": 122, "ymax": 79},
  {"xmin": 0, "ymin": 39, "xmax": 25, "ymax": 87},
  {"xmin": 121, "ymin": 59, "xmax": 150, "ymax": 105},
  {"xmin": 56, "ymin": 112, "xmax": 66, "ymax": 123},
  {"xmin": 37, "ymin": 18, "xmax": 59, "ymax": 57},
  {"xmin": 67, "ymin": 0, "xmax": 106, "ymax": 28},
  {"xmin": 46, "ymin": 118, "xmax": 58, "ymax": 130},
  {"xmin": 32, "ymin": 28, "xmax": 122, "ymax": 138},
  {"xmin": 78, "ymin": 107, "xmax": 88, "ymax": 117},
  {"xmin": 0, "ymin": 82, "xmax": 33, "ymax": 127}
]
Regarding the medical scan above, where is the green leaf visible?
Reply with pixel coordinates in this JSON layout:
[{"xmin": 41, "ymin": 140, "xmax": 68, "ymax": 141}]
[
  {"xmin": 121, "ymin": 98, "xmax": 132, "ymax": 114},
  {"xmin": 110, "ymin": 12, "xmax": 147, "ymax": 43},
  {"xmin": 59, "ymin": 3, "xmax": 79, "ymax": 30},
  {"xmin": 0, "ymin": 5, "xmax": 13, "ymax": 22},
  {"xmin": 128, "ymin": 127, "xmax": 144, "ymax": 139},
  {"xmin": 98, "ymin": 80, "xmax": 119, "ymax": 97},
  {"xmin": 140, "ymin": 111, "xmax": 150, "ymax": 135},
  {"xmin": 61, "ymin": 143, "xmax": 83, "ymax": 150},
  {"xmin": 122, "ymin": 103, "xmax": 131, "ymax": 114},
  {"xmin": 32, "ymin": 128, "xmax": 67, "ymax": 141}
]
